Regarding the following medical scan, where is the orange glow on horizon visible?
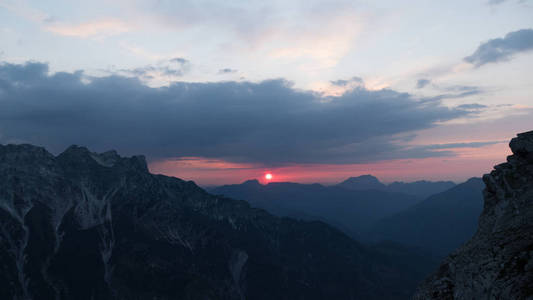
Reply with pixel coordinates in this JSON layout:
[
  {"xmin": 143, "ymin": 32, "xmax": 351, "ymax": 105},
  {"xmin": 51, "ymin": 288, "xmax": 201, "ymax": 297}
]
[{"xmin": 148, "ymin": 142, "xmax": 510, "ymax": 186}]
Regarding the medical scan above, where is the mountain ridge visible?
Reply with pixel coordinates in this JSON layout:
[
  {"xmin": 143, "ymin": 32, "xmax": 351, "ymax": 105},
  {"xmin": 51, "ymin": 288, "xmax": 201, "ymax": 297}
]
[
  {"xmin": 336, "ymin": 175, "xmax": 456, "ymax": 199},
  {"xmin": 0, "ymin": 143, "xmax": 430, "ymax": 299},
  {"xmin": 210, "ymin": 180, "xmax": 422, "ymax": 238}
]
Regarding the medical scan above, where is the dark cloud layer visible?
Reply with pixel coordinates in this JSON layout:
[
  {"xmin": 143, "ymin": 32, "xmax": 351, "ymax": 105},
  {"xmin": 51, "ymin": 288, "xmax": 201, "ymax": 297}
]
[
  {"xmin": 465, "ymin": 28, "xmax": 533, "ymax": 67},
  {"xmin": 0, "ymin": 61, "xmax": 476, "ymax": 165}
]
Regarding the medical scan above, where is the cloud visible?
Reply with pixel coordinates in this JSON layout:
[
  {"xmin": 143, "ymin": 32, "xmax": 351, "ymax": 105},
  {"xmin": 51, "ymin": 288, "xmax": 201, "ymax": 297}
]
[
  {"xmin": 44, "ymin": 19, "xmax": 131, "ymax": 38},
  {"xmin": 169, "ymin": 58, "xmax": 188, "ymax": 64},
  {"xmin": 428, "ymin": 85, "xmax": 483, "ymax": 101},
  {"xmin": 0, "ymin": 61, "xmax": 478, "ymax": 165},
  {"xmin": 218, "ymin": 68, "xmax": 237, "ymax": 74},
  {"xmin": 115, "ymin": 58, "xmax": 191, "ymax": 82},
  {"xmin": 456, "ymin": 103, "xmax": 487, "ymax": 110},
  {"xmin": 330, "ymin": 76, "xmax": 363, "ymax": 87},
  {"xmin": 420, "ymin": 141, "xmax": 503, "ymax": 150},
  {"xmin": 416, "ymin": 79, "xmax": 431, "ymax": 89},
  {"xmin": 464, "ymin": 28, "xmax": 533, "ymax": 67},
  {"xmin": 487, "ymin": 0, "xmax": 529, "ymax": 5}
]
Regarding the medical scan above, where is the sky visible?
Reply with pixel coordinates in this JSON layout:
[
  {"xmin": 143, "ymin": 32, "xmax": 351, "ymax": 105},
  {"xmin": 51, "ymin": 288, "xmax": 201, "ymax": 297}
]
[{"xmin": 0, "ymin": 0, "xmax": 532, "ymax": 185}]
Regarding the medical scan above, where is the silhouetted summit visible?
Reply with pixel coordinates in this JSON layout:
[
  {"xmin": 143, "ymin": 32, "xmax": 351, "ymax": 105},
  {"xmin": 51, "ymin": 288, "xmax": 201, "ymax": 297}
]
[{"xmin": 337, "ymin": 175, "xmax": 386, "ymax": 190}]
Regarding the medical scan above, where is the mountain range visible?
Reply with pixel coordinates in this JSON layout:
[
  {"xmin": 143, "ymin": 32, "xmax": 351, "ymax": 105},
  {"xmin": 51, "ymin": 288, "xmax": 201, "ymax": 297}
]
[
  {"xmin": 337, "ymin": 175, "xmax": 455, "ymax": 199},
  {"xmin": 210, "ymin": 179, "xmax": 423, "ymax": 238},
  {"xmin": 210, "ymin": 175, "xmax": 482, "ymax": 256},
  {"xmin": 2, "ymin": 131, "xmax": 530, "ymax": 299},
  {"xmin": 0, "ymin": 144, "xmax": 434, "ymax": 300}
]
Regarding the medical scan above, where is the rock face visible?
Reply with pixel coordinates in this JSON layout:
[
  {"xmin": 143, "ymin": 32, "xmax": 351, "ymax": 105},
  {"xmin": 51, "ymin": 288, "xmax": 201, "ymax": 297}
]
[
  {"xmin": 414, "ymin": 131, "xmax": 533, "ymax": 299},
  {"xmin": 0, "ymin": 144, "xmax": 426, "ymax": 300}
]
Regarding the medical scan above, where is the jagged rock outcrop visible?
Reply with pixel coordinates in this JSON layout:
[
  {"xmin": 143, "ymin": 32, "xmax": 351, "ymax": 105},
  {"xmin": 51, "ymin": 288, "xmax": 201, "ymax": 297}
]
[
  {"xmin": 414, "ymin": 131, "xmax": 533, "ymax": 299},
  {"xmin": 0, "ymin": 144, "xmax": 429, "ymax": 300}
]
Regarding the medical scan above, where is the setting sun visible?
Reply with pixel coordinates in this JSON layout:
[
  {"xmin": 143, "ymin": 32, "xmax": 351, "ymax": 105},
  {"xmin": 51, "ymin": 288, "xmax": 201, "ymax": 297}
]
[{"xmin": 265, "ymin": 173, "xmax": 273, "ymax": 180}]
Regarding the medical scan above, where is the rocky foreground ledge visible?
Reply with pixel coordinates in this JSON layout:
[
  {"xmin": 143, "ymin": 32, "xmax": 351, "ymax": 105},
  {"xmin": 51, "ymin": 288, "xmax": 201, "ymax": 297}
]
[{"xmin": 414, "ymin": 131, "xmax": 533, "ymax": 299}]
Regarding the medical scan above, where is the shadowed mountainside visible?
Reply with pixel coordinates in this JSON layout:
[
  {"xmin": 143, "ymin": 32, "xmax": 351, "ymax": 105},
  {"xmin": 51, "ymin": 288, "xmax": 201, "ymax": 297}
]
[{"xmin": 368, "ymin": 178, "xmax": 484, "ymax": 256}]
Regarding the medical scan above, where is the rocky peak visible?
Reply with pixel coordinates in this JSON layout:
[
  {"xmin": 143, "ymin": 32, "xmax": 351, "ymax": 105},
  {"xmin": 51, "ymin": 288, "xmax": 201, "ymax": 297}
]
[
  {"xmin": 510, "ymin": 130, "xmax": 533, "ymax": 160},
  {"xmin": 57, "ymin": 145, "xmax": 148, "ymax": 173},
  {"xmin": 414, "ymin": 131, "xmax": 533, "ymax": 299},
  {"xmin": 0, "ymin": 144, "xmax": 54, "ymax": 163}
]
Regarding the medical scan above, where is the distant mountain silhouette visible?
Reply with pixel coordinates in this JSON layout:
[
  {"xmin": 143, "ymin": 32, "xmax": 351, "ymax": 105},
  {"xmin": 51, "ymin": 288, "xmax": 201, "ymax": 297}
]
[
  {"xmin": 337, "ymin": 175, "xmax": 456, "ymax": 199},
  {"xmin": 337, "ymin": 175, "xmax": 386, "ymax": 190},
  {"xmin": 210, "ymin": 180, "xmax": 423, "ymax": 237},
  {"xmin": 368, "ymin": 177, "xmax": 484, "ymax": 256}
]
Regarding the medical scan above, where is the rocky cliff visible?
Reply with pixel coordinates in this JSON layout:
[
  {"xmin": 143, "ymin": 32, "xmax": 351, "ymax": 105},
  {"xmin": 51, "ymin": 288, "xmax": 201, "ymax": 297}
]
[
  {"xmin": 414, "ymin": 131, "xmax": 533, "ymax": 299},
  {"xmin": 0, "ymin": 144, "xmax": 428, "ymax": 300}
]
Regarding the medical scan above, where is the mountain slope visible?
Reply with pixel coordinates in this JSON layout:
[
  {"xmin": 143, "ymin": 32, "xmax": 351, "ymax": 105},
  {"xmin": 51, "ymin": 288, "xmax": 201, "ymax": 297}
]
[
  {"xmin": 210, "ymin": 180, "xmax": 421, "ymax": 237},
  {"xmin": 414, "ymin": 131, "xmax": 533, "ymax": 299},
  {"xmin": 0, "ymin": 144, "xmax": 428, "ymax": 300},
  {"xmin": 368, "ymin": 178, "xmax": 484, "ymax": 256}
]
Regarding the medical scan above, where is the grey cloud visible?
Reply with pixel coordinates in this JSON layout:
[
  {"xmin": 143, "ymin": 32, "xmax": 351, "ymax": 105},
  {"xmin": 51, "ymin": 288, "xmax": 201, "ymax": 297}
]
[
  {"xmin": 119, "ymin": 58, "xmax": 191, "ymax": 79},
  {"xmin": 421, "ymin": 141, "xmax": 503, "ymax": 150},
  {"xmin": 0, "ymin": 61, "xmax": 476, "ymax": 165},
  {"xmin": 456, "ymin": 103, "xmax": 487, "ymax": 110},
  {"xmin": 169, "ymin": 57, "xmax": 189, "ymax": 65},
  {"xmin": 416, "ymin": 79, "xmax": 431, "ymax": 89},
  {"xmin": 218, "ymin": 68, "xmax": 237, "ymax": 74},
  {"xmin": 465, "ymin": 28, "xmax": 533, "ymax": 67},
  {"xmin": 330, "ymin": 76, "xmax": 363, "ymax": 87},
  {"xmin": 429, "ymin": 86, "xmax": 483, "ymax": 101},
  {"xmin": 444, "ymin": 85, "xmax": 479, "ymax": 92}
]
